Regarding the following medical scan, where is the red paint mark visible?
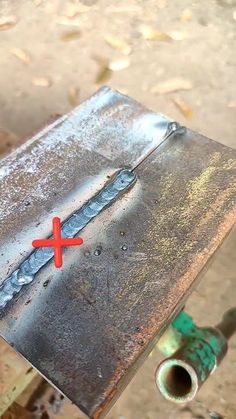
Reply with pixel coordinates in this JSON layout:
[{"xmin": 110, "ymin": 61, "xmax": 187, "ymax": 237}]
[{"xmin": 32, "ymin": 217, "xmax": 83, "ymax": 268}]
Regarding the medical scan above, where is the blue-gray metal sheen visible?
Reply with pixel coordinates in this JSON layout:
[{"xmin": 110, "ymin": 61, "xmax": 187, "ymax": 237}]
[{"xmin": 0, "ymin": 169, "xmax": 136, "ymax": 308}]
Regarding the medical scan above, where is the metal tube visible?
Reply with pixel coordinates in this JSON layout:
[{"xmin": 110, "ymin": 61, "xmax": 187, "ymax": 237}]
[
  {"xmin": 216, "ymin": 307, "xmax": 236, "ymax": 340},
  {"xmin": 155, "ymin": 309, "xmax": 236, "ymax": 403},
  {"xmin": 156, "ymin": 358, "xmax": 199, "ymax": 403}
]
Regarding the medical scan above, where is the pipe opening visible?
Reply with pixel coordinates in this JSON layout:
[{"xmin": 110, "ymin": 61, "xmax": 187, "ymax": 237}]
[
  {"xmin": 156, "ymin": 360, "xmax": 198, "ymax": 403},
  {"xmin": 163, "ymin": 365, "xmax": 192, "ymax": 398}
]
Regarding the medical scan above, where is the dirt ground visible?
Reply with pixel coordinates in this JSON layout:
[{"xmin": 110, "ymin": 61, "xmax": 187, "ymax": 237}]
[{"xmin": 0, "ymin": 0, "xmax": 236, "ymax": 418}]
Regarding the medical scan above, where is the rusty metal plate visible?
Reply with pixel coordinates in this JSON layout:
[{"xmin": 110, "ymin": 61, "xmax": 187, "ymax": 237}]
[{"xmin": 0, "ymin": 88, "xmax": 236, "ymax": 418}]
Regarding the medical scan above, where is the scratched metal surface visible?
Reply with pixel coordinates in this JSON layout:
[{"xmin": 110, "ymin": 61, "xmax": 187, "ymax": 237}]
[
  {"xmin": 0, "ymin": 86, "xmax": 170, "ymax": 282},
  {"xmin": 0, "ymin": 89, "xmax": 236, "ymax": 418}
]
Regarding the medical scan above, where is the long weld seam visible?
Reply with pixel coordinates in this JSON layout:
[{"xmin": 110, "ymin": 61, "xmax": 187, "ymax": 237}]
[{"xmin": 0, "ymin": 169, "xmax": 136, "ymax": 309}]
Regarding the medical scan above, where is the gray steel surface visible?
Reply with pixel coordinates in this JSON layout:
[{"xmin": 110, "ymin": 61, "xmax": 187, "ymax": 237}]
[{"xmin": 0, "ymin": 87, "xmax": 236, "ymax": 418}]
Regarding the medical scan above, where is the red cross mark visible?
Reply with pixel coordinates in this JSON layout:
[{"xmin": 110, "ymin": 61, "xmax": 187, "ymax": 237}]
[{"xmin": 32, "ymin": 217, "xmax": 83, "ymax": 268}]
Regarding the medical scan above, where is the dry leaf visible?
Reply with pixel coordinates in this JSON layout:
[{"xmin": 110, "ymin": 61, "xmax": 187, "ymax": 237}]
[
  {"xmin": 0, "ymin": 15, "xmax": 18, "ymax": 31},
  {"xmin": 227, "ymin": 100, "xmax": 236, "ymax": 108},
  {"xmin": 11, "ymin": 48, "xmax": 31, "ymax": 64},
  {"xmin": 108, "ymin": 58, "xmax": 130, "ymax": 71},
  {"xmin": 62, "ymin": 4, "xmax": 80, "ymax": 18},
  {"xmin": 140, "ymin": 25, "xmax": 172, "ymax": 41},
  {"xmin": 68, "ymin": 87, "xmax": 80, "ymax": 106},
  {"xmin": 60, "ymin": 29, "xmax": 81, "ymax": 41},
  {"xmin": 181, "ymin": 8, "xmax": 192, "ymax": 22},
  {"xmin": 105, "ymin": 34, "xmax": 131, "ymax": 55},
  {"xmin": 151, "ymin": 78, "xmax": 193, "ymax": 94},
  {"xmin": 61, "ymin": 3, "xmax": 90, "ymax": 18},
  {"xmin": 173, "ymin": 97, "xmax": 193, "ymax": 119},
  {"xmin": 92, "ymin": 55, "xmax": 113, "ymax": 84},
  {"xmin": 95, "ymin": 66, "xmax": 113, "ymax": 83},
  {"xmin": 168, "ymin": 31, "xmax": 186, "ymax": 41},
  {"xmin": 32, "ymin": 77, "xmax": 52, "ymax": 87},
  {"xmin": 56, "ymin": 16, "xmax": 81, "ymax": 27}
]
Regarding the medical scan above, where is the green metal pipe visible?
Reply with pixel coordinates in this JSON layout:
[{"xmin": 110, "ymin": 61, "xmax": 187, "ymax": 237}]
[{"xmin": 155, "ymin": 308, "xmax": 236, "ymax": 403}]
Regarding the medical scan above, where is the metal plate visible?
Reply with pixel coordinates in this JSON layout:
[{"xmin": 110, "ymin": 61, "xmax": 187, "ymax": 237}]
[
  {"xmin": 0, "ymin": 88, "xmax": 236, "ymax": 418},
  {"xmin": 0, "ymin": 86, "xmax": 170, "ymax": 281}
]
